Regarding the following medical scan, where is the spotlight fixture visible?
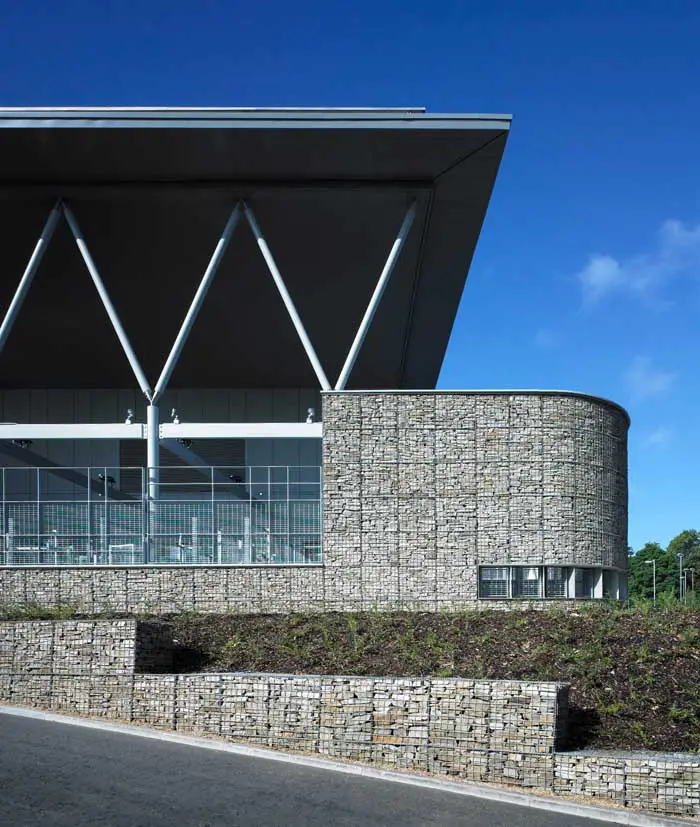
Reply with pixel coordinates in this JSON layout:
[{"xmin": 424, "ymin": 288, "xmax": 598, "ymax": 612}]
[
  {"xmin": 125, "ymin": 409, "xmax": 135, "ymax": 424},
  {"xmin": 11, "ymin": 439, "xmax": 33, "ymax": 449},
  {"xmin": 306, "ymin": 407, "xmax": 316, "ymax": 424},
  {"xmin": 170, "ymin": 408, "xmax": 180, "ymax": 424}
]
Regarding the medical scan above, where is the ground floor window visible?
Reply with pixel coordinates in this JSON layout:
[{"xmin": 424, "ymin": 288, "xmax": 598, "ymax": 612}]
[
  {"xmin": 512, "ymin": 566, "xmax": 542, "ymax": 598},
  {"xmin": 479, "ymin": 565, "xmax": 624, "ymax": 600},
  {"xmin": 603, "ymin": 569, "xmax": 619, "ymax": 599},
  {"xmin": 545, "ymin": 566, "xmax": 568, "ymax": 598},
  {"xmin": 478, "ymin": 567, "xmax": 509, "ymax": 598},
  {"xmin": 575, "ymin": 567, "xmax": 597, "ymax": 599}
]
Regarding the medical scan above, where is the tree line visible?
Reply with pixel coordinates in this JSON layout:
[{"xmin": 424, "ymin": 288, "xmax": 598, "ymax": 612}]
[{"xmin": 628, "ymin": 529, "xmax": 700, "ymax": 603}]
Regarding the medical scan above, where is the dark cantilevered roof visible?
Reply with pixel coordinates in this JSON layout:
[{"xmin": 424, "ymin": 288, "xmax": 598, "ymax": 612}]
[{"xmin": 0, "ymin": 108, "xmax": 510, "ymax": 391}]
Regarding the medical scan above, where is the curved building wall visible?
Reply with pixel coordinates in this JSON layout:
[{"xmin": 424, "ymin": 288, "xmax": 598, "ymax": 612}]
[{"xmin": 321, "ymin": 391, "xmax": 629, "ymax": 609}]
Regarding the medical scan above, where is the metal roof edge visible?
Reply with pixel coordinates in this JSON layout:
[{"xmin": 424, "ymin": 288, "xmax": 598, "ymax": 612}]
[
  {"xmin": 0, "ymin": 106, "xmax": 429, "ymax": 113},
  {"xmin": 0, "ymin": 107, "xmax": 512, "ymax": 129},
  {"xmin": 321, "ymin": 388, "xmax": 631, "ymax": 426}
]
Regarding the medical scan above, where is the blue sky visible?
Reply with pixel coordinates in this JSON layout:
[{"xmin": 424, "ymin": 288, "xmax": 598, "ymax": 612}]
[{"xmin": 0, "ymin": 0, "xmax": 698, "ymax": 549}]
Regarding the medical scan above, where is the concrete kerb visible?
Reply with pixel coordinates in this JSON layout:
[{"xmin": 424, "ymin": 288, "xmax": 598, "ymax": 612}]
[{"xmin": 0, "ymin": 705, "xmax": 693, "ymax": 827}]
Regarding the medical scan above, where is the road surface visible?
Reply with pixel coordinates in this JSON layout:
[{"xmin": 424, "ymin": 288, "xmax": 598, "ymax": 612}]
[{"xmin": 0, "ymin": 711, "xmax": 620, "ymax": 827}]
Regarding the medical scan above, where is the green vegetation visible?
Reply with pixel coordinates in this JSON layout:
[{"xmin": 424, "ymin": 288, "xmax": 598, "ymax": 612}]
[
  {"xmin": 0, "ymin": 603, "xmax": 78, "ymax": 621},
  {"xmin": 1, "ymin": 602, "xmax": 699, "ymax": 751},
  {"xmin": 628, "ymin": 529, "xmax": 700, "ymax": 603},
  {"xmin": 157, "ymin": 603, "xmax": 700, "ymax": 753}
]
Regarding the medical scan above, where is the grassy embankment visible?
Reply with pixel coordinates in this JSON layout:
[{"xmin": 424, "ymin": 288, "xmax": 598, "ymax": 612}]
[{"xmin": 3, "ymin": 603, "xmax": 699, "ymax": 753}]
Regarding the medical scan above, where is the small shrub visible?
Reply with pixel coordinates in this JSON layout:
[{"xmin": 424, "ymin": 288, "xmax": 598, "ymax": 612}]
[{"xmin": 0, "ymin": 603, "xmax": 78, "ymax": 621}]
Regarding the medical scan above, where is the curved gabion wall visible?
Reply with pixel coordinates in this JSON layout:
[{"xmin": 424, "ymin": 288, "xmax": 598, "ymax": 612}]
[{"xmin": 322, "ymin": 391, "xmax": 629, "ymax": 609}]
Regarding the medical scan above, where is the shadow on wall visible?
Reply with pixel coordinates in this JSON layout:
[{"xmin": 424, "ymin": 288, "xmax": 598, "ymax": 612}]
[
  {"xmin": 565, "ymin": 706, "xmax": 602, "ymax": 751},
  {"xmin": 172, "ymin": 645, "xmax": 207, "ymax": 673}
]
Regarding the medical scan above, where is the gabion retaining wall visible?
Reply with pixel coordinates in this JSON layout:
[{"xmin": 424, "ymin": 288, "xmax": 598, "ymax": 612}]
[
  {"xmin": 1, "ymin": 620, "xmax": 697, "ymax": 816},
  {"xmin": 0, "ymin": 620, "xmax": 564, "ymax": 787},
  {"xmin": 555, "ymin": 752, "xmax": 700, "ymax": 817}
]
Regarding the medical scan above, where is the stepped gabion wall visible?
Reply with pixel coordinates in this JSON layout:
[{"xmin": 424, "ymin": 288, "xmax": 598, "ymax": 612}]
[
  {"xmin": 0, "ymin": 620, "xmax": 563, "ymax": 788},
  {"xmin": 1, "ymin": 620, "xmax": 698, "ymax": 817}
]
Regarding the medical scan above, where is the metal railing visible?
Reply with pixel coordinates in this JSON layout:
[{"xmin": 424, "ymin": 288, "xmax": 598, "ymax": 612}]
[{"xmin": 0, "ymin": 465, "xmax": 322, "ymax": 566}]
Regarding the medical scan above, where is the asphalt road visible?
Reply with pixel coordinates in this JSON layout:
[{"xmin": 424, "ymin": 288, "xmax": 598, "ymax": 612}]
[{"xmin": 0, "ymin": 712, "xmax": 617, "ymax": 827}]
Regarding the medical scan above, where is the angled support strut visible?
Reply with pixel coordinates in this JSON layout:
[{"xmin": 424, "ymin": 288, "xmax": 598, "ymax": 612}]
[
  {"xmin": 335, "ymin": 201, "xmax": 417, "ymax": 390},
  {"xmin": 62, "ymin": 203, "xmax": 153, "ymax": 402},
  {"xmin": 0, "ymin": 202, "xmax": 62, "ymax": 356},
  {"xmin": 243, "ymin": 202, "xmax": 331, "ymax": 391},
  {"xmin": 152, "ymin": 203, "xmax": 242, "ymax": 404}
]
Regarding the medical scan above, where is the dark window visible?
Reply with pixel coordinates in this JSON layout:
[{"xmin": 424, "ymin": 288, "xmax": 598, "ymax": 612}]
[
  {"xmin": 545, "ymin": 567, "xmax": 569, "ymax": 598},
  {"xmin": 479, "ymin": 567, "xmax": 509, "ymax": 598},
  {"xmin": 603, "ymin": 570, "xmax": 618, "ymax": 599},
  {"xmin": 512, "ymin": 566, "xmax": 541, "ymax": 598},
  {"xmin": 575, "ymin": 568, "xmax": 596, "ymax": 599}
]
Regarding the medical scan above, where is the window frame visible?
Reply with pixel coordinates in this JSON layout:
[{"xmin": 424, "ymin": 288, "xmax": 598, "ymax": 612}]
[
  {"xmin": 478, "ymin": 566, "xmax": 510, "ymax": 599},
  {"xmin": 478, "ymin": 565, "xmax": 618, "ymax": 601},
  {"xmin": 545, "ymin": 566, "xmax": 570, "ymax": 599},
  {"xmin": 511, "ymin": 565, "xmax": 543, "ymax": 599}
]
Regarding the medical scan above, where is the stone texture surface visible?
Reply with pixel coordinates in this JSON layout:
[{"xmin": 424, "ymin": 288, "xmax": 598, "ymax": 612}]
[
  {"xmin": 322, "ymin": 392, "xmax": 629, "ymax": 610},
  {"xmin": 0, "ymin": 391, "xmax": 628, "ymax": 613},
  {"xmin": 554, "ymin": 752, "xmax": 700, "ymax": 817},
  {"xmin": 1, "ymin": 620, "xmax": 697, "ymax": 817},
  {"xmin": 0, "ymin": 566, "xmax": 326, "ymax": 615}
]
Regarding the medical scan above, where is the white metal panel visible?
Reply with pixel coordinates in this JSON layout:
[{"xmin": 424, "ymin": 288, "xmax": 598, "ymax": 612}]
[
  {"xmin": 160, "ymin": 422, "xmax": 322, "ymax": 439},
  {"xmin": 0, "ymin": 424, "xmax": 146, "ymax": 439}
]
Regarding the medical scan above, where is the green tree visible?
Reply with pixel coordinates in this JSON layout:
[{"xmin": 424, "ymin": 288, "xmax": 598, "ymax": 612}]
[
  {"xmin": 666, "ymin": 530, "xmax": 700, "ymax": 598},
  {"xmin": 629, "ymin": 542, "xmax": 668, "ymax": 601},
  {"xmin": 628, "ymin": 531, "xmax": 700, "ymax": 603}
]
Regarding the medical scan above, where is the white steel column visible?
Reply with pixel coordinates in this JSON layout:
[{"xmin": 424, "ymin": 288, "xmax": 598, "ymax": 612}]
[
  {"xmin": 335, "ymin": 201, "xmax": 417, "ymax": 390},
  {"xmin": 146, "ymin": 404, "xmax": 159, "ymax": 563},
  {"xmin": 243, "ymin": 202, "xmax": 331, "ymax": 391},
  {"xmin": 152, "ymin": 203, "xmax": 241, "ymax": 404},
  {"xmin": 145, "ymin": 405, "xmax": 160, "ymax": 563},
  {"xmin": 0, "ymin": 202, "xmax": 62, "ymax": 355},
  {"xmin": 594, "ymin": 570, "xmax": 604, "ymax": 599},
  {"xmin": 146, "ymin": 405, "xmax": 160, "ymax": 503},
  {"xmin": 62, "ymin": 203, "xmax": 153, "ymax": 402}
]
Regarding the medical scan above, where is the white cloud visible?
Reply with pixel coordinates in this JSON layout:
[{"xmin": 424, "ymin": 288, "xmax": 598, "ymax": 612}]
[
  {"xmin": 577, "ymin": 219, "xmax": 700, "ymax": 303},
  {"xmin": 625, "ymin": 356, "xmax": 676, "ymax": 401},
  {"xmin": 645, "ymin": 426, "xmax": 673, "ymax": 446}
]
